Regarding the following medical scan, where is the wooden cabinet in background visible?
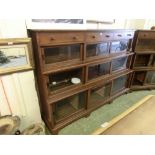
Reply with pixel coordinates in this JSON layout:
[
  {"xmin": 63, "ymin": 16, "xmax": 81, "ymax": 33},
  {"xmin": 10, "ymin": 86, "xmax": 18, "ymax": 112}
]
[
  {"xmin": 131, "ymin": 30, "xmax": 155, "ymax": 90},
  {"xmin": 30, "ymin": 29, "xmax": 134, "ymax": 134}
]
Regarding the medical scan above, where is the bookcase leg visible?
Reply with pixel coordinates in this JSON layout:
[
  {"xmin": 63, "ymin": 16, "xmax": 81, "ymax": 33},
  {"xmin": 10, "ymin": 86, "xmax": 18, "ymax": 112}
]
[
  {"xmin": 85, "ymin": 113, "xmax": 90, "ymax": 118},
  {"xmin": 108, "ymin": 101, "xmax": 113, "ymax": 104},
  {"xmin": 52, "ymin": 130, "xmax": 59, "ymax": 135}
]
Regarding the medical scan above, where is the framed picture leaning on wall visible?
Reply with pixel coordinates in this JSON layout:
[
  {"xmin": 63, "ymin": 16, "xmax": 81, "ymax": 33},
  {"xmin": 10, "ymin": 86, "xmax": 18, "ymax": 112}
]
[
  {"xmin": 26, "ymin": 19, "xmax": 86, "ymax": 30},
  {"xmin": 0, "ymin": 38, "xmax": 34, "ymax": 75}
]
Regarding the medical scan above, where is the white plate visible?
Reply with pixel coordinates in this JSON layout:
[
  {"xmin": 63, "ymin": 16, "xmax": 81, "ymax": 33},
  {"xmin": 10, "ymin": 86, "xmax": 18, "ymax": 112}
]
[{"xmin": 71, "ymin": 78, "xmax": 81, "ymax": 84}]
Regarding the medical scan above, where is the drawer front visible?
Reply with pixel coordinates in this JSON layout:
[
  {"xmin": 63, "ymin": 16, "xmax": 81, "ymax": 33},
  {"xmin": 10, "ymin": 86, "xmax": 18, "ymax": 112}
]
[
  {"xmin": 113, "ymin": 31, "xmax": 134, "ymax": 40},
  {"xmin": 113, "ymin": 32, "xmax": 126, "ymax": 40},
  {"xmin": 86, "ymin": 32, "xmax": 113, "ymax": 42},
  {"xmin": 125, "ymin": 31, "xmax": 134, "ymax": 39},
  {"xmin": 102, "ymin": 32, "xmax": 114, "ymax": 40},
  {"xmin": 38, "ymin": 32, "xmax": 85, "ymax": 45},
  {"xmin": 138, "ymin": 32, "xmax": 155, "ymax": 39}
]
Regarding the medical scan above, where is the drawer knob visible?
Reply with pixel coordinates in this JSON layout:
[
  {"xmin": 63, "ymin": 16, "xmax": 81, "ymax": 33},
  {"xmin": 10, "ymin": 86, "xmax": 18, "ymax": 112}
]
[
  {"xmin": 73, "ymin": 36, "xmax": 78, "ymax": 40},
  {"xmin": 50, "ymin": 37, "xmax": 55, "ymax": 41},
  {"xmin": 117, "ymin": 34, "xmax": 122, "ymax": 37},
  {"xmin": 127, "ymin": 34, "xmax": 132, "ymax": 36},
  {"xmin": 92, "ymin": 35, "xmax": 96, "ymax": 38},
  {"xmin": 105, "ymin": 35, "xmax": 110, "ymax": 38}
]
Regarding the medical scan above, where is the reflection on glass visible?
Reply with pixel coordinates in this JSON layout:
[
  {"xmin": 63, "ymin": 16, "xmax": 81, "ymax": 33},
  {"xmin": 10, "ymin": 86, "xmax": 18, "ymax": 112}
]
[
  {"xmin": 145, "ymin": 71, "xmax": 155, "ymax": 84},
  {"xmin": 0, "ymin": 47, "xmax": 27, "ymax": 68},
  {"xmin": 53, "ymin": 92, "xmax": 86, "ymax": 121},
  {"xmin": 86, "ymin": 43, "xmax": 109, "ymax": 58},
  {"xmin": 44, "ymin": 44, "xmax": 80, "ymax": 64},
  {"xmin": 112, "ymin": 75, "xmax": 127, "ymax": 93},
  {"xmin": 88, "ymin": 62, "xmax": 110, "ymax": 80},
  {"xmin": 47, "ymin": 68, "xmax": 82, "ymax": 92},
  {"xmin": 111, "ymin": 40, "xmax": 128, "ymax": 53},
  {"xmin": 132, "ymin": 71, "xmax": 146, "ymax": 86},
  {"xmin": 90, "ymin": 83, "xmax": 111, "ymax": 106},
  {"xmin": 112, "ymin": 56, "xmax": 127, "ymax": 71},
  {"xmin": 134, "ymin": 54, "xmax": 150, "ymax": 67}
]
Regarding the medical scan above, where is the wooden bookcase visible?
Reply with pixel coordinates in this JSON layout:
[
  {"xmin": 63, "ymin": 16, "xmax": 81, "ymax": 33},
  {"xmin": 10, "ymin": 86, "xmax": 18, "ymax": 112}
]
[
  {"xmin": 131, "ymin": 30, "xmax": 155, "ymax": 90},
  {"xmin": 29, "ymin": 29, "xmax": 134, "ymax": 134}
]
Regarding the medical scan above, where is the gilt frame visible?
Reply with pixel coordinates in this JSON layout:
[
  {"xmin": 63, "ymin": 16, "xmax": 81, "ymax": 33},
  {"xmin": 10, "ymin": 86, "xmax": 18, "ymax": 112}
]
[{"xmin": 0, "ymin": 38, "xmax": 34, "ymax": 75}]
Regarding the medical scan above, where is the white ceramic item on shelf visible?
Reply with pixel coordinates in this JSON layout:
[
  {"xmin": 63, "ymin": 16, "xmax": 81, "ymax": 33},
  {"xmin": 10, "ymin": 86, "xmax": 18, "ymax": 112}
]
[
  {"xmin": 71, "ymin": 78, "xmax": 81, "ymax": 84},
  {"xmin": 52, "ymin": 81, "xmax": 57, "ymax": 85}
]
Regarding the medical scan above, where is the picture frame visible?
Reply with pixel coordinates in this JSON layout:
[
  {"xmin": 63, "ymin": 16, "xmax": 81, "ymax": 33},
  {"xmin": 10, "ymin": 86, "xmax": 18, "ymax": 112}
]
[
  {"xmin": 0, "ymin": 38, "xmax": 34, "ymax": 75},
  {"xmin": 25, "ymin": 19, "xmax": 86, "ymax": 30}
]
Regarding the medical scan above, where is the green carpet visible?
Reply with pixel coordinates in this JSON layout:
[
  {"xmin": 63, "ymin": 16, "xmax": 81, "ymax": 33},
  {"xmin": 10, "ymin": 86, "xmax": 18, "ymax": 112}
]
[{"xmin": 58, "ymin": 90, "xmax": 155, "ymax": 135}]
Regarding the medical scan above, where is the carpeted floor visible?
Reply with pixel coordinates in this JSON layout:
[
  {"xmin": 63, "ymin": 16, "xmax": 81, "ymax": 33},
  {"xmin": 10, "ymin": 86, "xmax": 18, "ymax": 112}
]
[{"xmin": 57, "ymin": 90, "xmax": 155, "ymax": 135}]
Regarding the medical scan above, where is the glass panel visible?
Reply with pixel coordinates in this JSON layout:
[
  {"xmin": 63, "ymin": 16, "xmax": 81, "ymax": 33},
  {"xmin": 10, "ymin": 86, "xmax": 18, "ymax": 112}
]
[
  {"xmin": 88, "ymin": 62, "xmax": 110, "ymax": 80},
  {"xmin": 136, "ymin": 39, "xmax": 155, "ymax": 51},
  {"xmin": 132, "ymin": 71, "xmax": 146, "ymax": 85},
  {"xmin": 53, "ymin": 92, "xmax": 86, "ymax": 121},
  {"xmin": 44, "ymin": 44, "xmax": 80, "ymax": 64},
  {"xmin": 89, "ymin": 83, "xmax": 111, "ymax": 106},
  {"xmin": 112, "ymin": 75, "xmax": 127, "ymax": 93},
  {"xmin": 134, "ymin": 54, "xmax": 150, "ymax": 67},
  {"xmin": 110, "ymin": 40, "xmax": 128, "ymax": 53},
  {"xmin": 47, "ymin": 68, "xmax": 83, "ymax": 92},
  {"xmin": 112, "ymin": 56, "xmax": 127, "ymax": 72},
  {"xmin": 145, "ymin": 71, "xmax": 155, "ymax": 84},
  {"xmin": 86, "ymin": 43, "xmax": 109, "ymax": 58},
  {"xmin": 0, "ymin": 45, "xmax": 28, "ymax": 68}
]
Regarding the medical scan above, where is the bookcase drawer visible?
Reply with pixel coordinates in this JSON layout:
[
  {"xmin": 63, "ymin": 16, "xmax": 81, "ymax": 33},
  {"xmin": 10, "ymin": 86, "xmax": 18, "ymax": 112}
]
[
  {"xmin": 113, "ymin": 32, "xmax": 134, "ymax": 39},
  {"xmin": 125, "ymin": 31, "xmax": 134, "ymax": 39},
  {"xmin": 138, "ymin": 32, "xmax": 155, "ymax": 39},
  {"xmin": 86, "ymin": 32, "xmax": 113, "ymax": 42},
  {"xmin": 38, "ymin": 32, "xmax": 85, "ymax": 45},
  {"xmin": 113, "ymin": 32, "xmax": 126, "ymax": 39}
]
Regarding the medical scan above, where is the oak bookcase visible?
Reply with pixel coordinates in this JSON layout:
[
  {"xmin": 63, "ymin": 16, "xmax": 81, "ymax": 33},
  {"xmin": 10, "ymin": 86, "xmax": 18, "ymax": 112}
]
[{"xmin": 30, "ymin": 29, "xmax": 134, "ymax": 134}]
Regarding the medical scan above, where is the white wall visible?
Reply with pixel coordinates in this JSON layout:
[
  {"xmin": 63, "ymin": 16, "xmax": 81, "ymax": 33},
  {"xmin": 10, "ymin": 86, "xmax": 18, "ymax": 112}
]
[
  {"xmin": 0, "ymin": 71, "xmax": 42, "ymax": 130},
  {"xmin": 86, "ymin": 19, "xmax": 155, "ymax": 30},
  {"xmin": 0, "ymin": 19, "xmax": 27, "ymax": 38},
  {"xmin": 86, "ymin": 19, "xmax": 127, "ymax": 29},
  {"xmin": 144, "ymin": 19, "xmax": 155, "ymax": 29},
  {"xmin": 124, "ymin": 19, "xmax": 146, "ymax": 29},
  {"xmin": 0, "ymin": 19, "xmax": 43, "ymax": 132}
]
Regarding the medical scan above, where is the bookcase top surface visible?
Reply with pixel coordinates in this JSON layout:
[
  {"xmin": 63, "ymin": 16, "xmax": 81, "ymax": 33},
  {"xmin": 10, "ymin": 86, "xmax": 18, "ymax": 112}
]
[{"xmin": 29, "ymin": 29, "xmax": 135, "ymax": 32}]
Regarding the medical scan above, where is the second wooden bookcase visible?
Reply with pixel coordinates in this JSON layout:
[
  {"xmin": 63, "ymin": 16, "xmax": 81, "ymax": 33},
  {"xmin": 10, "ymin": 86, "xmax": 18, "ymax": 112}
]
[{"xmin": 131, "ymin": 30, "xmax": 155, "ymax": 90}]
